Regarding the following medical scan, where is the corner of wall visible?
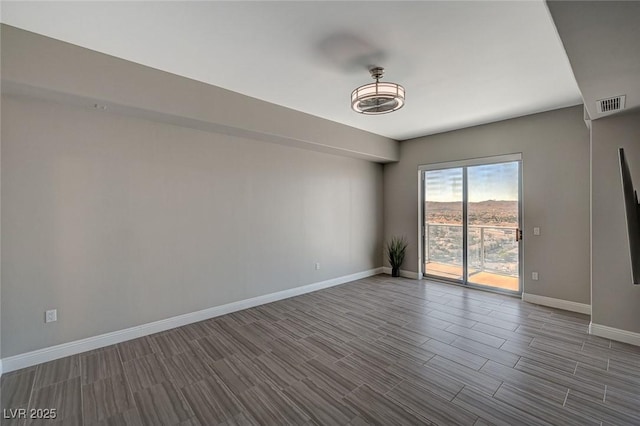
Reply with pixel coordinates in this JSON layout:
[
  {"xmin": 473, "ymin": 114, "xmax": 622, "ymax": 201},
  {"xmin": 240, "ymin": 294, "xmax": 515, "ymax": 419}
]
[
  {"xmin": 590, "ymin": 111, "xmax": 640, "ymax": 339},
  {"xmin": 381, "ymin": 267, "xmax": 420, "ymax": 280}
]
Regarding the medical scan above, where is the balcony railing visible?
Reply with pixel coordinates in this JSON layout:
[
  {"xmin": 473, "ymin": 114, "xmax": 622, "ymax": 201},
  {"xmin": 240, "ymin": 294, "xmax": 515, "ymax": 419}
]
[{"xmin": 425, "ymin": 223, "xmax": 518, "ymax": 277}]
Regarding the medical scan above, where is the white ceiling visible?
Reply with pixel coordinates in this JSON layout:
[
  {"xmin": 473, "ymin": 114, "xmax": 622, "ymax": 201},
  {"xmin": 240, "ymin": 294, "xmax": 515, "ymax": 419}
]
[{"xmin": 1, "ymin": 1, "xmax": 583, "ymax": 141}]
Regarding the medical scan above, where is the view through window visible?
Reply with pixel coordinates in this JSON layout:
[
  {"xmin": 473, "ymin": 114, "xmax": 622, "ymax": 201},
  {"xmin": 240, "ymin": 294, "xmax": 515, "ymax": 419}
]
[{"xmin": 424, "ymin": 161, "xmax": 520, "ymax": 292}]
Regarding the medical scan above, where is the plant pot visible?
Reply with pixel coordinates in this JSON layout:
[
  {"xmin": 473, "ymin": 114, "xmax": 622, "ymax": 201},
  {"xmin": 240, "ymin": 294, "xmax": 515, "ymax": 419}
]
[{"xmin": 391, "ymin": 267, "xmax": 400, "ymax": 277}]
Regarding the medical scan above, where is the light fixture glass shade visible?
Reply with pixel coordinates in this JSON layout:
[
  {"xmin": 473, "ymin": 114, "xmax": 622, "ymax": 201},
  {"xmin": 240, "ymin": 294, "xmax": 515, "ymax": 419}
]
[{"xmin": 351, "ymin": 81, "xmax": 405, "ymax": 114}]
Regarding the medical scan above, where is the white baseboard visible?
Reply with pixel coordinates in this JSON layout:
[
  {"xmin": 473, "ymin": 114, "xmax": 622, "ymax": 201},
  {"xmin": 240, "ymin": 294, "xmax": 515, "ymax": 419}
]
[
  {"xmin": 589, "ymin": 322, "xmax": 640, "ymax": 347},
  {"xmin": 521, "ymin": 293, "xmax": 591, "ymax": 315},
  {"xmin": 382, "ymin": 267, "xmax": 420, "ymax": 279},
  {"xmin": 1, "ymin": 267, "xmax": 383, "ymax": 374}
]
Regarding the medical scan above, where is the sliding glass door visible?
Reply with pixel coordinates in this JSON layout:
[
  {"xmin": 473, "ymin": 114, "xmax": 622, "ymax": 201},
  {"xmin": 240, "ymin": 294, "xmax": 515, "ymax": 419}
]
[
  {"xmin": 423, "ymin": 168, "xmax": 464, "ymax": 281},
  {"xmin": 422, "ymin": 155, "xmax": 522, "ymax": 294}
]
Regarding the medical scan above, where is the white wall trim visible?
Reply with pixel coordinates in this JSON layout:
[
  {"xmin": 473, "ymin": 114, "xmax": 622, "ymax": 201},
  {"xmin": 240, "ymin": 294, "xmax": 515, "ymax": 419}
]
[
  {"xmin": 522, "ymin": 293, "xmax": 591, "ymax": 315},
  {"xmin": 382, "ymin": 267, "xmax": 420, "ymax": 279},
  {"xmin": 1, "ymin": 267, "xmax": 382, "ymax": 374},
  {"xmin": 589, "ymin": 322, "xmax": 640, "ymax": 347}
]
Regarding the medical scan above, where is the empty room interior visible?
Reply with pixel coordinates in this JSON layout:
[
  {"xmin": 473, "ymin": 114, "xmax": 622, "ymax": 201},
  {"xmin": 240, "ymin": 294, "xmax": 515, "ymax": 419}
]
[{"xmin": 1, "ymin": 1, "xmax": 640, "ymax": 425}]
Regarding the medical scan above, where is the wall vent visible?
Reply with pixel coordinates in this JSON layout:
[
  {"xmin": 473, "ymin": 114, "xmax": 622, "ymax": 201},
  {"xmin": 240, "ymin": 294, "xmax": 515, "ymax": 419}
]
[{"xmin": 596, "ymin": 95, "xmax": 626, "ymax": 113}]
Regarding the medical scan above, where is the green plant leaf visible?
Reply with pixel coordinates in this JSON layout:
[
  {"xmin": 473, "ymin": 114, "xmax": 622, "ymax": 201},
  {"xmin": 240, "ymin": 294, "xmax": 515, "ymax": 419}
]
[{"xmin": 386, "ymin": 235, "xmax": 408, "ymax": 269}]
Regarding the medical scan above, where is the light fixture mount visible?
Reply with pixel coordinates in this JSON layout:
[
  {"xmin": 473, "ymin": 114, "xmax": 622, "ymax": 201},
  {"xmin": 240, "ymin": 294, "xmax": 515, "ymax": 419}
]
[{"xmin": 351, "ymin": 67, "xmax": 405, "ymax": 115}]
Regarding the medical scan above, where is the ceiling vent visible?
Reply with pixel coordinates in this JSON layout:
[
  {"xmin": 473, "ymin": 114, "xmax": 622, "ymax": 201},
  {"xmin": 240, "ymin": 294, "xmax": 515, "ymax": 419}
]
[{"xmin": 596, "ymin": 95, "xmax": 626, "ymax": 114}]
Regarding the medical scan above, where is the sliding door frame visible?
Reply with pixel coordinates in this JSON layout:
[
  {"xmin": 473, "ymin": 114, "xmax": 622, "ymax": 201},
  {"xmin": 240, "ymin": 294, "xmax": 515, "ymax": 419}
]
[{"xmin": 418, "ymin": 153, "xmax": 523, "ymax": 295}]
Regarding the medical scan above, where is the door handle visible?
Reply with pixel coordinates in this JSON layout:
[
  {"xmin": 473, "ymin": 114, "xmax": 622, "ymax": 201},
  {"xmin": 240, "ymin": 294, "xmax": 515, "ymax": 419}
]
[{"xmin": 515, "ymin": 229, "xmax": 523, "ymax": 241}]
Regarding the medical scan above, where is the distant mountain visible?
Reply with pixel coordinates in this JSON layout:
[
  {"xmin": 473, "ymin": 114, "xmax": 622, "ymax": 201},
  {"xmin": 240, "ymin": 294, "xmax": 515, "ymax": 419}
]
[
  {"xmin": 426, "ymin": 200, "xmax": 518, "ymax": 227},
  {"xmin": 426, "ymin": 199, "xmax": 517, "ymax": 209}
]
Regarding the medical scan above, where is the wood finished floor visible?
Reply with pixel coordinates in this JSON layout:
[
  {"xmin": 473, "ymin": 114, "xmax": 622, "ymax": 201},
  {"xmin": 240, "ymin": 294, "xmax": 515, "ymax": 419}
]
[{"xmin": 2, "ymin": 274, "xmax": 640, "ymax": 425}]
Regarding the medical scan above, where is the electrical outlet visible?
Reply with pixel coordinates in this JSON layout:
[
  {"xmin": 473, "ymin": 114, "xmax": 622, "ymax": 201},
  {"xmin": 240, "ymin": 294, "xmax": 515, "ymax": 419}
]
[
  {"xmin": 315, "ymin": 263, "xmax": 321, "ymax": 270},
  {"xmin": 531, "ymin": 272, "xmax": 539, "ymax": 281},
  {"xmin": 533, "ymin": 227, "xmax": 540, "ymax": 236},
  {"xmin": 45, "ymin": 309, "xmax": 57, "ymax": 323}
]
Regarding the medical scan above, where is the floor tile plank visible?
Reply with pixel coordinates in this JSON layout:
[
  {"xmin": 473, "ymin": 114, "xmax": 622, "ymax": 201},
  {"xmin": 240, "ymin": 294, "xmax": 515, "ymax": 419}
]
[
  {"xmin": 446, "ymin": 324, "xmax": 507, "ymax": 348},
  {"xmin": 81, "ymin": 349, "xmax": 124, "ymax": 385},
  {"xmin": 425, "ymin": 355, "xmax": 503, "ymax": 396},
  {"xmin": 82, "ymin": 374, "xmax": 134, "ymax": 424},
  {"xmin": 117, "ymin": 337, "xmax": 157, "ymax": 363},
  {"xmin": 3, "ymin": 274, "xmax": 637, "ymax": 425},
  {"xmin": 387, "ymin": 379, "xmax": 478, "ymax": 425},
  {"xmin": 565, "ymin": 388, "xmax": 640, "ymax": 425},
  {"xmin": 161, "ymin": 348, "xmax": 216, "ymax": 389},
  {"xmin": 122, "ymin": 354, "xmax": 171, "ymax": 393},
  {"xmin": 450, "ymin": 336, "xmax": 520, "ymax": 367},
  {"xmin": 514, "ymin": 357, "xmax": 604, "ymax": 400},
  {"xmin": 235, "ymin": 382, "xmax": 310, "ymax": 425},
  {"xmin": 493, "ymin": 383, "xmax": 599, "ymax": 426},
  {"xmin": 27, "ymin": 377, "xmax": 82, "ymax": 426},
  {"xmin": 181, "ymin": 375, "xmax": 243, "ymax": 425},
  {"xmin": 480, "ymin": 360, "xmax": 568, "ymax": 404},
  {"xmin": 386, "ymin": 360, "xmax": 465, "ymax": 401},
  {"xmin": 344, "ymin": 384, "xmax": 434, "ymax": 425},
  {"xmin": 452, "ymin": 387, "xmax": 548, "ymax": 426},
  {"xmin": 132, "ymin": 382, "xmax": 194, "ymax": 426},
  {"xmin": 421, "ymin": 338, "xmax": 488, "ymax": 370},
  {"xmin": 1, "ymin": 368, "xmax": 36, "ymax": 412},
  {"xmin": 33, "ymin": 356, "xmax": 80, "ymax": 389},
  {"xmin": 299, "ymin": 357, "xmax": 360, "ymax": 400},
  {"xmin": 282, "ymin": 379, "xmax": 357, "ymax": 425}
]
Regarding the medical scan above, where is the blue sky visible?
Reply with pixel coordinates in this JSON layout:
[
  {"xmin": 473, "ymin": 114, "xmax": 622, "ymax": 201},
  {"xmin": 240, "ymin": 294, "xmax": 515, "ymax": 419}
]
[{"xmin": 425, "ymin": 162, "xmax": 519, "ymax": 202}]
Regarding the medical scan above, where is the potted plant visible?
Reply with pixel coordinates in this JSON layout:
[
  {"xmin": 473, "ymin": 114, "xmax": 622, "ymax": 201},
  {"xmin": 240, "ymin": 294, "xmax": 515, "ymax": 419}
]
[{"xmin": 386, "ymin": 236, "xmax": 408, "ymax": 277}]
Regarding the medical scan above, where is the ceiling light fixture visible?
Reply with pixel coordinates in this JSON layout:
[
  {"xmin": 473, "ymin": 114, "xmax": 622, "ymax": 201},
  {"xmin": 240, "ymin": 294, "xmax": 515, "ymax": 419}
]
[{"xmin": 351, "ymin": 67, "xmax": 405, "ymax": 114}]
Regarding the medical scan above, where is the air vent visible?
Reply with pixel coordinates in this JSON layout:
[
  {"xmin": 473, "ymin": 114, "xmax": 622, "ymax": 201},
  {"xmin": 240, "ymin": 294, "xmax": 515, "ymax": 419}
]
[{"xmin": 597, "ymin": 95, "xmax": 626, "ymax": 113}]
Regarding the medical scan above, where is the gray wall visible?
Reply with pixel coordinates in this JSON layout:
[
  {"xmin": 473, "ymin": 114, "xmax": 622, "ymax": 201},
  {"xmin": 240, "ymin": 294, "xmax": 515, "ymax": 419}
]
[
  {"xmin": 591, "ymin": 110, "xmax": 640, "ymax": 332},
  {"xmin": 1, "ymin": 25, "xmax": 398, "ymax": 163},
  {"xmin": 0, "ymin": 93, "xmax": 2, "ymax": 363},
  {"xmin": 1, "ymin": 94, "xmax": 383, "ymax": 357},
  {"xmin": 384, "ymin": 106, "xmax": 591, "ymax": 303}
]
